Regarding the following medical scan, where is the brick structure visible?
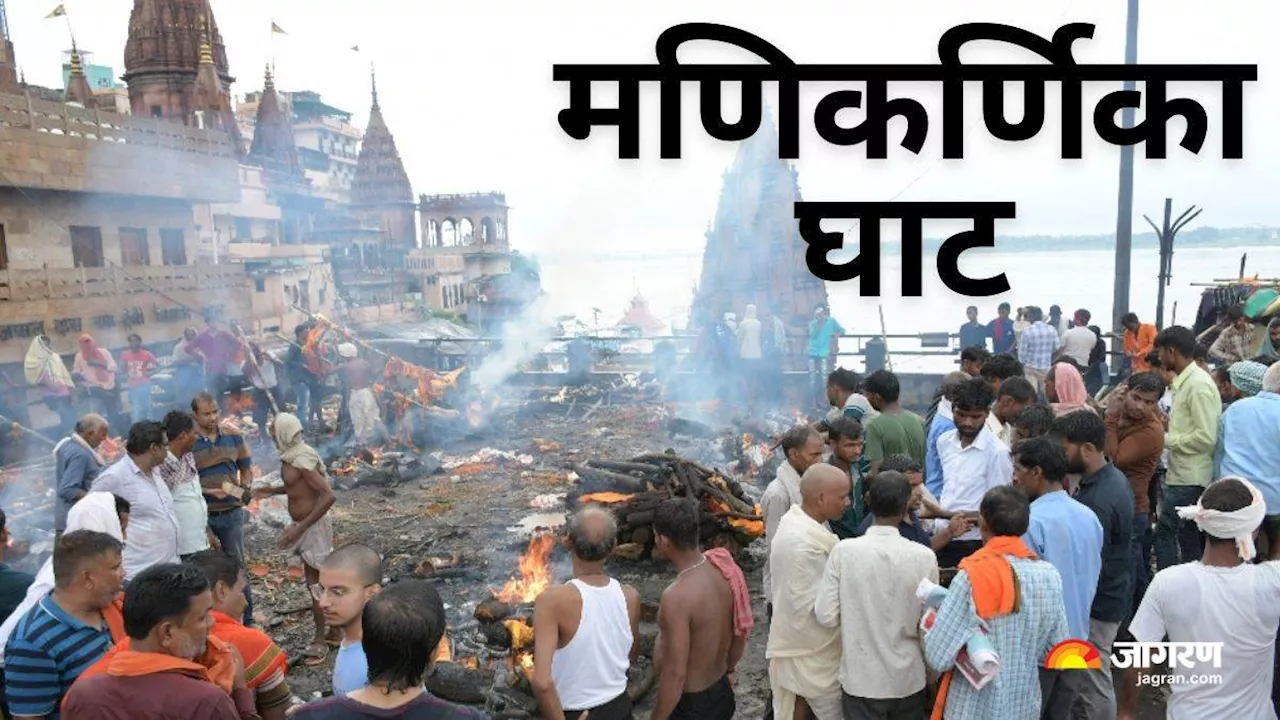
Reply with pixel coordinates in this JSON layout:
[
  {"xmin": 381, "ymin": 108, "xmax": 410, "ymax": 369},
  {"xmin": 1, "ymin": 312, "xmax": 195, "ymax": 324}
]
[
  {"xmin": 121, "ymin": 0, "xmax": 241, "ymax": 149},
  {"xmin": 0, "ymin": 0, "xmax": 18, "ymax": 94},
  {"xmin": 0, "ymin": 90, "xmax": 243, "ymax": 365},
  {"xmin": 690, "ymin": 110, "xmax": 828, "ymax": 335},
  {"xmin": 350, "ymin": 69, "xmax": 415, "ymax": 247}
]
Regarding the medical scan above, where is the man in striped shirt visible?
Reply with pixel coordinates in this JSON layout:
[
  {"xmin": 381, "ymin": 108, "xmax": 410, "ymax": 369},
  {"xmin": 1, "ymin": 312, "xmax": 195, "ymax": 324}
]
[
  {"xmin": 4, "ymin": 530, "xmax": 123, "ymax": 719},
  {"xmin": 191, "ymin": 392, "xmax": 256, "ymax": 625}
]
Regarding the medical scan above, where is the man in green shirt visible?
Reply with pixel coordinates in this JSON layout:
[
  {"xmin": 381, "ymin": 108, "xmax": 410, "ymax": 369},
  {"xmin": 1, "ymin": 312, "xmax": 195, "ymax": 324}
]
[
  {"xmin": 1152, "ymin": 326, "xmax": 1222, "ymax": 569},
  {"xmin": 861, "ymin": 370, "xmax": 927, "ymax": 477},
  {"xmin": 825, "ymin": 418, "xmax": 866, "ymax": 539}
]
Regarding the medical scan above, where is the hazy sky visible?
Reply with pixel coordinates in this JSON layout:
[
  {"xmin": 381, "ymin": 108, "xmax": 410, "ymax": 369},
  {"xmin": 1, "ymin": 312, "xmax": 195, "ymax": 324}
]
[{"xmin": 9, "ymin": 0, "xmax": 1278, "ymax": 266}]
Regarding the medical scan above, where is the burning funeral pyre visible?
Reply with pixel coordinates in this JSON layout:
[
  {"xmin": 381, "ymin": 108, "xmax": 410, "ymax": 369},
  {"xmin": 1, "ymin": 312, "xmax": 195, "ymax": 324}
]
[{"xmin": 570, "ymin": 451, "xmax": 764, "ymax": 558}]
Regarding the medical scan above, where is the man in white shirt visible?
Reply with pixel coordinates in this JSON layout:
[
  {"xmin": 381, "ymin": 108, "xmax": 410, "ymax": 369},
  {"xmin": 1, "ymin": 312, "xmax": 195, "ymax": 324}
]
[
  {"xmin": 1059, "ymin": 309, "xmax": 1101, "ymax": 367},
  {"xmin": 937, "ymin": 378, "xmax": 1014, "ymax": 568},
  {"xmin": 760, "ymin": 426, "xmax": 825, "ymax": 613},
  {"xmin": 91, "ymin": 420, "xmax": 180, "ymax": 579},
  {"xmin": 1118, "ymin": 477, "xmax": 1280, "ymax": 720},
  {"xmin": 157, "ymin": 410, "xmax": 214, "ymax": 559},
  {"xmin": 766, "ymin": 464, "xmax": 850, "ymax": 720},
  {"xmin": 816, "ymin": 470, "xmax": 939, "ymax": 719}
]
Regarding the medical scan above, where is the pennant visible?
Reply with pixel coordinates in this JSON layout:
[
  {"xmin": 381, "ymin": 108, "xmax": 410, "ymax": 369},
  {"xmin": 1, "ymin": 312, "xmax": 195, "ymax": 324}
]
[
  {"xmin": 271, "ymin": 21, "xmax": 287, "ymax": 35},
  {"xmin": 350, "ymin": 45, "xmax": 360, "ymax": 52},
  {"xmin": 46, "ymin": 4, "xmax": 67, "ymax": 19}
]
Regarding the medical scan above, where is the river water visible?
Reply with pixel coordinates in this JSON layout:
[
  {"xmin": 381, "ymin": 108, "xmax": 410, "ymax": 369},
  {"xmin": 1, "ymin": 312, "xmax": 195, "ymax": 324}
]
[{"xmin": 536, "ymin": 243, "xmax": 1280, "ymax": 374}]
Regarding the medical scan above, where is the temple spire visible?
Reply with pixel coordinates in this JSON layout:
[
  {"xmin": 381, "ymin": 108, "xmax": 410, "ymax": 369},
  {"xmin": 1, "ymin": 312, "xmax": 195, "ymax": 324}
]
[
  {"xmin": 247, "ymin": 62, "xmax": 305, "ymax": 182},
  {"xmin": 370, "ymin": 63, "xmax": 379, "ymax": 110},
  {"xmin": 65, "ymin": 41, "xmax": 95, "ymax": 108}
]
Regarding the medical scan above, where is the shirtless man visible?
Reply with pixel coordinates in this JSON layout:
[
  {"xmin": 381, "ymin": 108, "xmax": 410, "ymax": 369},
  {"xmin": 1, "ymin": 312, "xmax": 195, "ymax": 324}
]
[
  {"xmin": 254, "ymin": 412, "xmax": 336, "ymax": 664},
  {"xmin": 651, "ymin": 499, "xmax": 742, "ymax": 720},
  {"xmin": 337, "ymin": 343, "xmax": 382, "ymax": 445},
  {"xmin": 531, "ymin": 506, "xmax": 641, "ymax": 719}
]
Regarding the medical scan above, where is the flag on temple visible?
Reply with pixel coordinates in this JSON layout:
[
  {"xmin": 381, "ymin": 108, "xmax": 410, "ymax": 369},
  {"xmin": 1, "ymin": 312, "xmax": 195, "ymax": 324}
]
[
  {"xmin": 46, "ymin": 4, "xmax": 67, "ymax": 19},
  {"xmin": 351, "ymin": 45, "xmax": 360, "ymax": 52},
  {"xmin": 271, "ymin": 21, "xmax": 288, "ymax": 34}
]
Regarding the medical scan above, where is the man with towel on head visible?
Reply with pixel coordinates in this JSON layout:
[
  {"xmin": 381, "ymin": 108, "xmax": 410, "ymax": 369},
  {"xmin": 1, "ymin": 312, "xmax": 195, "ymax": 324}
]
[
  {"xmin": 336, "ymin": 343, "xmax": 382, "ymax": 445},
  {"xmin": 255, "ymin": 413, "xmax": 336, "ymax": 665},
  {"xmin": 766, "ymin": 464, "xmax": 850, "ymax": 720},
  {"xmin": 1118, "ymin": 476, "xmax": 1280, "ymax": 720}
]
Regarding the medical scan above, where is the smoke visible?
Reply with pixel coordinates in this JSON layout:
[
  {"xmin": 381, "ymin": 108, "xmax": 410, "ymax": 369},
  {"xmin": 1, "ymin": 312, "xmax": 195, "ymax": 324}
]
[{"xmin": 470, "ymin": 295, "xmax": 557, "ymax": 391}]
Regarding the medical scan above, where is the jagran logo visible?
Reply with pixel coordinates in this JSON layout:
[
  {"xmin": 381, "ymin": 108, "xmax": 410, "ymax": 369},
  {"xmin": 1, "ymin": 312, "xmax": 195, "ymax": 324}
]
[{"xmin": 1045, "ymin": 640, "xmax": 1224, "ymax": 670}]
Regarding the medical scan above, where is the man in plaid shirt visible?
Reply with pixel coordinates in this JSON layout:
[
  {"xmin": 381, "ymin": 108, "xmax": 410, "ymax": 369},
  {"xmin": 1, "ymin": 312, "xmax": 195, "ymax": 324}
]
[{"xmin": 1018, "ymin": 306, "xmax": 1059, "ymax": 399}]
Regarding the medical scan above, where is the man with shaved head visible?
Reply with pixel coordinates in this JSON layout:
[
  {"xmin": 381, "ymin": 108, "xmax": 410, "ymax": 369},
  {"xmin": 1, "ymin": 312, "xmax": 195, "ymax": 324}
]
[
  {"xmin": 318, "ymin": 543, "xmax": 384, "ymax": 696},
  {"xmin": 765, "ymin": 464, "xmax": 849, "ymax": 720},
  {"xmin": 531, "ymin": 506, "xmax": 640, "ymax": 719}
]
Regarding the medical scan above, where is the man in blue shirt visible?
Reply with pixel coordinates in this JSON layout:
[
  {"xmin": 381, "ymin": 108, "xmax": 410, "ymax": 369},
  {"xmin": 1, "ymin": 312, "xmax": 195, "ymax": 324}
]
[
  {"xmin": 53, "ymin": 414, "xmax": 109, "ymax": 536},
  {"xmin": 4, "ymin": 530, "xmax": 123, "ymax": 720},
  {"xmin": 808, "ymin": 305, "xmax": 845, "ymax": 408},
  {"xmin": 1010, "ymin": 437, "xmax": 1102, "ymax": 719},
  {"xmin": 959, "ymin": 306, "xmax": 988, "ymax": 352}
]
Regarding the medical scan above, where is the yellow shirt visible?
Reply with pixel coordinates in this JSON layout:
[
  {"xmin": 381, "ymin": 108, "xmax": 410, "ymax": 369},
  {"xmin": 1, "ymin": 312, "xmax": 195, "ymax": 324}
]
[{"xmin": 1164, "ymin": 363, "xmax": 1221, "ymax": 487}]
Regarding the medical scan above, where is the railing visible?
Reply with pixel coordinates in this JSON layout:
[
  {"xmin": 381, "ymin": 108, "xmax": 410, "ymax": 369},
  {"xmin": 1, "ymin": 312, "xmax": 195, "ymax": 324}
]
[
  {"xmin": 0, "ymin": 90, "xmax": 236, "ymax": 157},
  {"xmin": 418, "ymin": 191, "xmax": 507, "ymax": 208},
  {"xmin": 0, "ymin": 263, "xmax": 247, "ymax": 302}
]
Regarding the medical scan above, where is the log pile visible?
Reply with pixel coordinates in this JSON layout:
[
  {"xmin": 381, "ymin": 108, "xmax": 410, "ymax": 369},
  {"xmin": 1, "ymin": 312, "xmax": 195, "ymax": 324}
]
[{"xmin": 567, "ymin": 451, "xmax": 765, "ymax": 558}]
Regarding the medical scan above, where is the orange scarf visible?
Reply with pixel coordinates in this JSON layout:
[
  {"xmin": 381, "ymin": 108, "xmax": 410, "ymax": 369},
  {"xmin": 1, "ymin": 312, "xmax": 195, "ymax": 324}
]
[
  {"xmin": 211, "ymin": 611, "xmax": 286, "ymax": 689},
  {"xmin": 104, "ymin": 593, "xmax": 125, "ymax": 642},
  {"xmin": 75, "ymin": 634, "xmax": 239, "ymax": 694},
  {"xmin": 931, "ymin": 536, "xmax": 1038, "ymax": 720}
]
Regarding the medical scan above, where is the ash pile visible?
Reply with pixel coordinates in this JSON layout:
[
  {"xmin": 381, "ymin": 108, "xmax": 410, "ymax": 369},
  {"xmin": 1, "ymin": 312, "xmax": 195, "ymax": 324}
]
[{"xmin": 517, "ymin": 374, "xmax": 663, "ymax": 421}]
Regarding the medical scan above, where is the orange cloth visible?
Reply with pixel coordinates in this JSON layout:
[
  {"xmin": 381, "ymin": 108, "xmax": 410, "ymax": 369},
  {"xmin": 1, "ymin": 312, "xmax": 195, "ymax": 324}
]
[
  {"xmin": 104, "ymin": 593, "xmax": 125, "ymax": 642},
  {"xmin": 1125, "ymin": 324, "xmax": 1158, "ymax": 372},
  {"xmin": 931, "ymin": 536, "xmax": 1038, "ymax": 720},
  {"xmin": 211, "ymin": 611, "xmax": 286, "ymax": 690},
  {"xmin": 76, "ymin": 634, "xmax": 239, "ymax": 694}
]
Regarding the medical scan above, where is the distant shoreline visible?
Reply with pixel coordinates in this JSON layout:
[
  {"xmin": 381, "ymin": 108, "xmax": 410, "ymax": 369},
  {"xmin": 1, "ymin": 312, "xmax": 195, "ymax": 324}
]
[{"xmin": 533, "ymin": 230, "xmax": 1279, "ymax": 263}]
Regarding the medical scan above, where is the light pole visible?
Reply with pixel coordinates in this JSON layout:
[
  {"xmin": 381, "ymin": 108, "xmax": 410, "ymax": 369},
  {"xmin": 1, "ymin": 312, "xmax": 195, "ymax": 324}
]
[{"xmin": 1110, "ymin": 0, "xmax": 1140, "ymax": 376}]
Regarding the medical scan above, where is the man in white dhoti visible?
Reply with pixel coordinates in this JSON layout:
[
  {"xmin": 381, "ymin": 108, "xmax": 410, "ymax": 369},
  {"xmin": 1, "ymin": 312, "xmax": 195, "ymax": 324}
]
[
  {"xmin": 766, "ymin": 463, "xmax": 850, "ymax": 720},
  {"xmin": 337, "ymin": 343, "xmax": 382, "ymax": 445}
]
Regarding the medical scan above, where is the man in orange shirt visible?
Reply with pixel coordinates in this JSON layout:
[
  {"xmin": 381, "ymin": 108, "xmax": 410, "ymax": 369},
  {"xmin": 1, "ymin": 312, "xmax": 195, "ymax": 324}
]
[
  {"xmin": 186, "ymin": 550, "xmax": 292, "ymax": 719},
  {"xmin": 1121, "ymin": 313, "xmax": 1157, "ymax": 374}
]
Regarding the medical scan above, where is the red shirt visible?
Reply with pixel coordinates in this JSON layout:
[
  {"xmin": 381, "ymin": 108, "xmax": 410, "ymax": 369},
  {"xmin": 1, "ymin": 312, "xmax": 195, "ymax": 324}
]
[{"xmin": 120, "ymin": 348, "xmax": 158, "ymax": 388}]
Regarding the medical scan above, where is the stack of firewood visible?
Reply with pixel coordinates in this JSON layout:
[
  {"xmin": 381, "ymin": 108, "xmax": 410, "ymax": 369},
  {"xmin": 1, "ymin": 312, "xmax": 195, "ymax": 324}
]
[{"xmin": 567, "ymin": 450, "xmax": 764, "ymax": 557}]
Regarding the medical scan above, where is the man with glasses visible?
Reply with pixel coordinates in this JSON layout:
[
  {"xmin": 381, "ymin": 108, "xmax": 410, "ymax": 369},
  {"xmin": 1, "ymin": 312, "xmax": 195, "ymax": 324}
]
[
  {"xmin": 316, "ymin": 543, "xmax": 384, "ymax": 696},
  {"xmin": 91, "ymin": 421, "xmax": 180, "ymax": 581}
]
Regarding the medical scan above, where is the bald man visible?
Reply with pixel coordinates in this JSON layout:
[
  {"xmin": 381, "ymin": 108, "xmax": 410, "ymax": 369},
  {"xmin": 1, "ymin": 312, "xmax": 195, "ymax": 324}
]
[
  {"xmin": 318, "ymin": 543, "xmax": 384, "ymax": 695},
  {"xmin": 532, "ymin": 507, "xmax": 641, "ymax": 720},
  {"xmin": 765, "ymin": 464, "xmax": 850, "ymax": 720}
]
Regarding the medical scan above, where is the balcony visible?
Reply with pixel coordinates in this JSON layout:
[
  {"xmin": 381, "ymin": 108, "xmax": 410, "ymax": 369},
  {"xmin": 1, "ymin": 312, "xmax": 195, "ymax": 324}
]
[
  {"xmin": 0, "ymin": 263, "xmax": 247, "ymax": 302},
  {"xmin": 0, "ymin": 91, "xmax": 240, "ymax": 202}
]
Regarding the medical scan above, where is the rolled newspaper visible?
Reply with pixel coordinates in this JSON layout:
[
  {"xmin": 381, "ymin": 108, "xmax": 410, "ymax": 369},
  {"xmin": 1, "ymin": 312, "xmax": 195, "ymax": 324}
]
[{"xmin": 916, "ymin": 578, "xmax": 1002, "ymax": 689}]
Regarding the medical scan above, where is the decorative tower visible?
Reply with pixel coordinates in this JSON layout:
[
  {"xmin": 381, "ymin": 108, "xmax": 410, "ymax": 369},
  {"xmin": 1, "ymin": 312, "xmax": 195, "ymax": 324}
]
[
  {"xmin": 246, "ymin": 65, "xmax": 305, "ymax": 182},
  {"xmin": 350, "ymin": 67, "xmax": 416, "ymax": 246},
  {"xmin": 122, "ymin": 0, "xmax": 234, "ymax": 122},
  {"xmin": 690, "ymin": 108, "xmax": 828, "ymax": 333},
  {"xmin": 0, "ymin": 0, "xmax": 18, "ymax": 93},
  {"xmin": 187, "ymin": 13, "xmax": 237, "ymax": 139},
  {"xmin": 64, "ymin": 44, "xmax": 96, "ymax": 108}
]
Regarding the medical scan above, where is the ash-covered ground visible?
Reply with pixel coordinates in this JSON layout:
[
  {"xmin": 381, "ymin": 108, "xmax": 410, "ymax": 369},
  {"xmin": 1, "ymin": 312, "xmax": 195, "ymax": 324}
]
[
  {"xmin": 237, "ymin": 388, "xmax": 1171, "ymax": 719},
  {"xmin": 242, "ymin": 392, "xmax": 776, "ymax": 719}
]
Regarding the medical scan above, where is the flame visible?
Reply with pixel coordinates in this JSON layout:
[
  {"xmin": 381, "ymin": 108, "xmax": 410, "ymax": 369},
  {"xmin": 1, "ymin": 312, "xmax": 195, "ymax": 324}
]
[
  {"xmin": 100, "ymin": 436, "xmax": 124, "ymax": 463},
  {"xmin": 432, "ymin": 633, "xmax": 452, "ymax": 663},
  {"xmin": 579, "ymin": 492, "xmax": 633, "ymax": 504},
  {"xmin": 459, "ymin": 657, "xmax": 479, "ymax": 670},
  {"xmin": 705, "ymin": 498, "xmax": 766, "ymax": 537},
  {"xmin": 224, "ymin": 393, "xmax": 256, "ymax": 415},
  {"xmin": 466, "ymin": 401, "xmax": 484, "ymax": 428},
  {"xmin": 517, "ymin": 652, "xmax": 534, "ymax": 673},
  {"xmin": 496, "ymin": 532, "xmax": 555, "ymax": 604},
  {"xmin": 504, "ymin": 618, "xmax": 535, "ymax": 651}
]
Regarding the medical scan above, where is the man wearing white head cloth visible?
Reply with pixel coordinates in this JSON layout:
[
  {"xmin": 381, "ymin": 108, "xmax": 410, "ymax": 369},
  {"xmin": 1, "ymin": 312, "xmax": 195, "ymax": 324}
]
[
  {"xmin": 336, "ymin": 343, "xmax": 382, "ymax": 444},
  {"xmin": 1118, "ymin": 477, "xmax": 1280, "ymax": 720}
]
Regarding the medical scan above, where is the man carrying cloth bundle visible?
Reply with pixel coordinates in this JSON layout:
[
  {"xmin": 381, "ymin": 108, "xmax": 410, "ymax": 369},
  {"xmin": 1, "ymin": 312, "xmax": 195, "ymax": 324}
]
[
  {"xmin": 923, "ymin": 485, "xmax": 1069, "ymax": 719},
  {"xmin": 1118, "ymin": 477, "xmax": 1280, "ymax": 720},
  {"xmin": 254, "ymin": 413, "xmax": 336, "ymax": 666}
]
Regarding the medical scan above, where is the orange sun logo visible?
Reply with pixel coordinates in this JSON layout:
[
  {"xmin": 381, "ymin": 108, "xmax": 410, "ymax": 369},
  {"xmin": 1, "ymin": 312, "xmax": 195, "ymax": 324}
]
[{"xmin": 1044, "ymin": 639, "xmax": 1103, "ymax": 670}]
